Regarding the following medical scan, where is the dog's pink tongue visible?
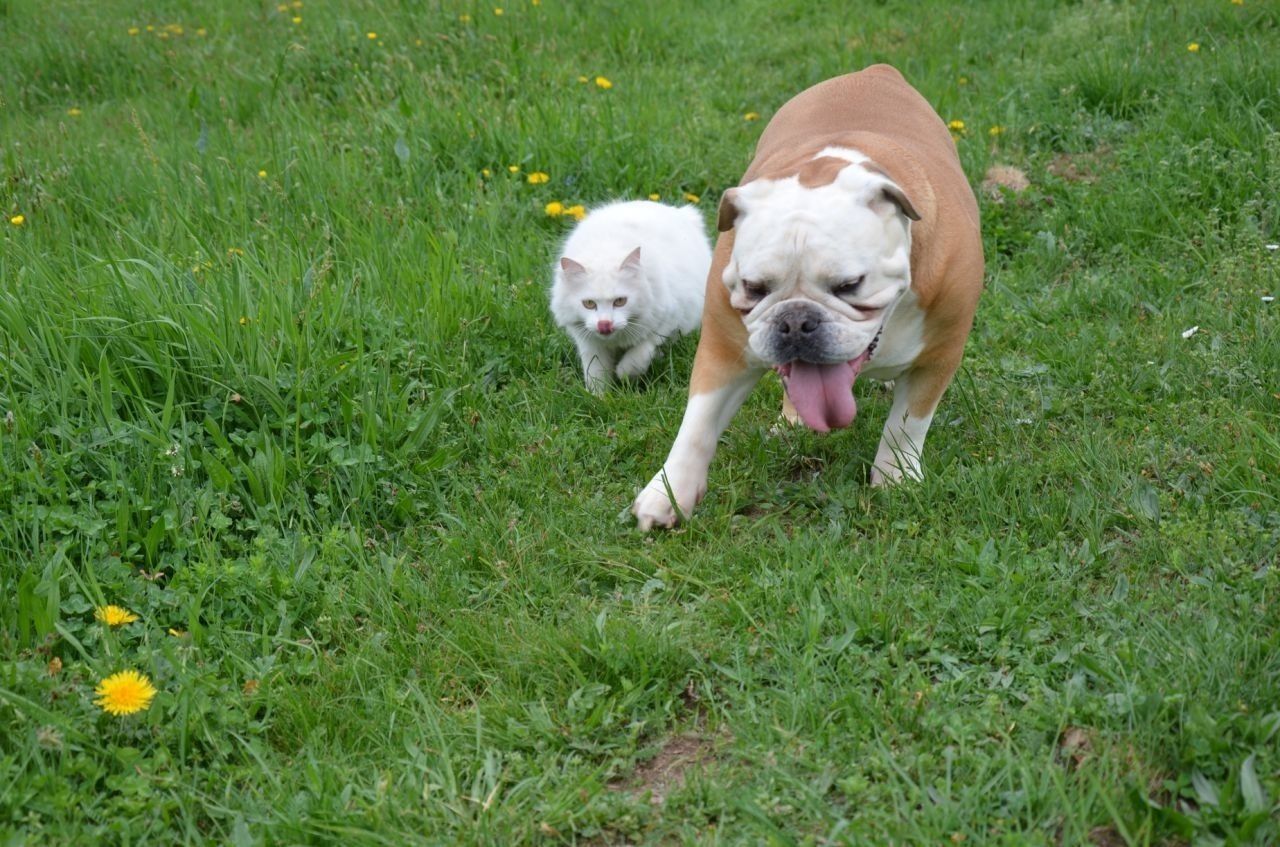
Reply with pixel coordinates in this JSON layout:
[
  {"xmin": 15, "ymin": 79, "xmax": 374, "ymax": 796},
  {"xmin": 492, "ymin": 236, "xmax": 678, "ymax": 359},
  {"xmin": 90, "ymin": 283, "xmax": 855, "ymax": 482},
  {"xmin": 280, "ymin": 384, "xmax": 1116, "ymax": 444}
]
[{"xmin": 783, "ymin": 360, "xmax": 861, "ymax": 433}]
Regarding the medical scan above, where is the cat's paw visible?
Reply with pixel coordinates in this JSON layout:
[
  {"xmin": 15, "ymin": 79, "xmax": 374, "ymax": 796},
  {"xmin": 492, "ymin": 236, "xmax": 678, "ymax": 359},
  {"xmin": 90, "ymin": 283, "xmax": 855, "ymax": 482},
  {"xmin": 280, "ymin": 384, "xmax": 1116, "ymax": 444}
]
[
  {"xmin": 615, "ymin": 344, "xmax": 656, "ymax": 380},
  {"xmin": 615, "ymin": 357, "xmax": 651, "ymax": 380}
]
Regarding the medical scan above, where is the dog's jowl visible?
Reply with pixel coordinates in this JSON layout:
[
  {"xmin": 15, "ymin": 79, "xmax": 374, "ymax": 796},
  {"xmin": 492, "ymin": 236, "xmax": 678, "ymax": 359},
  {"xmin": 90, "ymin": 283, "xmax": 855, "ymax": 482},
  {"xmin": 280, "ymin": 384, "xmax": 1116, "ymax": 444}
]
[{"xmin": 633, "ymin": 64, "xmax": 984, "ymax": 530}]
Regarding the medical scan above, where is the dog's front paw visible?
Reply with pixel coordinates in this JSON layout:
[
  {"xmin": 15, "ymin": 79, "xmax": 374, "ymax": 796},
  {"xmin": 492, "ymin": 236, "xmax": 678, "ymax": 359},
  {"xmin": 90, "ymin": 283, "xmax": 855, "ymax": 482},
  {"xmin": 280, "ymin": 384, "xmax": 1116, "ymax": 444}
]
[{"xmin": 631, "ymin": 471, "xmax": 703, "ymax": 531}]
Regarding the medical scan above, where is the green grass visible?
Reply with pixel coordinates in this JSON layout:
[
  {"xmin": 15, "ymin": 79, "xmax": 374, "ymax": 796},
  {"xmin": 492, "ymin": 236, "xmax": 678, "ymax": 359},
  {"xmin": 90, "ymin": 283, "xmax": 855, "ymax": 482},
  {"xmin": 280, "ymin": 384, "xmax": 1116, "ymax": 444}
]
[{"xmin": 2, "ymin": 0, "xmax": 1278, "ymax": 843}]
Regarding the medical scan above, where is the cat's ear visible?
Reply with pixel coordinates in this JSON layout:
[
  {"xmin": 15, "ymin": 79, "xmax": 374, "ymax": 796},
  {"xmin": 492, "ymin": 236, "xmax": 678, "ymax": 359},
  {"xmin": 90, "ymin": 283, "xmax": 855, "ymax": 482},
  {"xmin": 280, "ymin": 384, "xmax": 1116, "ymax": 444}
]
[
  {"xmin": 560, "ymin": 257, "xmax": 587, "ymax": 278},
  {"xmin": 717, "ymin": 188, "xmax": 741, "ymax": 232},
  {"xmin": 618, "ymin": 247, "xmax": 642, "ymax": 272}
]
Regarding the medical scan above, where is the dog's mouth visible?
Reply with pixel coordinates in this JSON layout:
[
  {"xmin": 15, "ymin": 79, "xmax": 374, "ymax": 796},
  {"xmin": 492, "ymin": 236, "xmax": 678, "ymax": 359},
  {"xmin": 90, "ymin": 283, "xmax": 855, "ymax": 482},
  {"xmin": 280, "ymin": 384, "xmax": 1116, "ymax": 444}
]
[{"xmin": 774, "ymin": 328, "xmax": 882, "ymax": 433}]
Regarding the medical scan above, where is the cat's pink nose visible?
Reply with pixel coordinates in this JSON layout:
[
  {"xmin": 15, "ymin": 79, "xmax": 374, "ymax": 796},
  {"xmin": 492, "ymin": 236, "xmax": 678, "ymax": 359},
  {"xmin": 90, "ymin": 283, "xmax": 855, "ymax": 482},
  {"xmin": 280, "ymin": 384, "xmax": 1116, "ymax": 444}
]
[{"xmin": 596, "ymin": 320, "xmax": 614, "ymax": 335}]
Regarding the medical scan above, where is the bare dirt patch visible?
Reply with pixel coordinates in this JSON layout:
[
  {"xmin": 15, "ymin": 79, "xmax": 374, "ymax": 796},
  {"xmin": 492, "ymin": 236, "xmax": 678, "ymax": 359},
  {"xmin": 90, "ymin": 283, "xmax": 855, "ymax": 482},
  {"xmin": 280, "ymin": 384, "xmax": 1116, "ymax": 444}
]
[
  {"xmin": 610, "ymin": 733, "xmax": 720, "ymax": 805},
  {"xmin": 982, "ymin": 165, "xmax": 1031, "ymax": 201}
]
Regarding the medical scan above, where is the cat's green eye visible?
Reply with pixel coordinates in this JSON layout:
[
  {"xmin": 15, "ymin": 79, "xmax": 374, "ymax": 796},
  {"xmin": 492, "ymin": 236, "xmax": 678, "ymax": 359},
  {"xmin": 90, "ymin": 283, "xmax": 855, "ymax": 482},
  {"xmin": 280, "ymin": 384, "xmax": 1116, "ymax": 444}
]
[
  {"xmin": 613, "ymin": 297, "xmax": 627, "ymax": 308},
  {"xmin": 583, "ymin": 300, "xmax": 597, "ymax": 310}
]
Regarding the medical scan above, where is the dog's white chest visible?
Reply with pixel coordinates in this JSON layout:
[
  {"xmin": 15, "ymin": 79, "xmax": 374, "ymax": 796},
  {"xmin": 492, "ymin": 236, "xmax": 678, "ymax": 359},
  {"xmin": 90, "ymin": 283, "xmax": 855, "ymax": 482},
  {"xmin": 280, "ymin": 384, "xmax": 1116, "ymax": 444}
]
[{"xmin": 861, "ymin": 289, "xmax": 927, "ymax": 382}]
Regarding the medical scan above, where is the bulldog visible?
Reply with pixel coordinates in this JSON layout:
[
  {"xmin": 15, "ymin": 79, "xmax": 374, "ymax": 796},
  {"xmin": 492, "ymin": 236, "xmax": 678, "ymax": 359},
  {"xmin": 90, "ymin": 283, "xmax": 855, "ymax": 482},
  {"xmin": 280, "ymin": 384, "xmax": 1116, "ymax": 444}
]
[{"xmin": 633, "ymin": 65, "xmax": 984, "ymax": 530}]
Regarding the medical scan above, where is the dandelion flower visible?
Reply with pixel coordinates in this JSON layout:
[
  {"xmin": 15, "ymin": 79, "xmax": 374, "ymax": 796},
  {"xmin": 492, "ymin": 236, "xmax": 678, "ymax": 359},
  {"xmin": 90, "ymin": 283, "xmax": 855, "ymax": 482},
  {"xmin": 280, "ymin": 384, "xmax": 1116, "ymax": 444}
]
[
  {"xmin": 743, "ymin": 112, "xmax": 760, "ymax": 121},
  {"xmin": 577, "ymin": 75, "xmax": 589, "ymax": 83},
  {"xmin": 9, "ymin": 215, "xmax": 25, "ymax": 226},
  {"xmin": 566, "ymin": 205, "xmax": 586, "ymax": 221},
  {"xmin": 544, "ymin": 201, "xmax": 565, "ymax": 217},
  {"xmin": 507, "ymin": 165, "xmax": 519, "ymax": 173},
  {"xmin": 493, "ymin": 7, "xmax": 504, "ymax": 15},
  {"xmin": 168, "ymin": 628, "xmax": 186, "ymax": 637},
  {"xmin": 367, "ymin": 31, "xmax": 378, "ymax": 40},
  {"xmin": 459, "ymin": 13, "xmax": 472, "ymax": 22},
  {"xmin": 292, "ymin": 0, "xmax": 303, "ymax": 7},
  {"xmin": 196, "ymin": 27, "xmax": 207, "ymax": 36},
  {"xmin": 258, "ymin": 169, "xmax": 268, "ymax": 178},
  {"xmin": 532, "ymin": 0, "xmax": 541, "ymax": 5},
  {"xmin": 128, "ymin": 26, "xmax": 140, "ymax": 35},
  {"xmin": 95, "ymin": 605, "xmax": 139, "ymax": 627},
  {"xmin": 277, "ymin": 3, "xmax": 289, "ymax": 11},
  {"xmin": 948, "ymin": 119, "xmax": 966, "ymax": 132},
  {"xmin": 648, "ymin": 193, "xmax": 660, "ymax": 201},
  {"xmin": 481, "ymin": 168, "xmax": 491, "ymax": 178},
  {"xmin": 683, "ymin": 192, "xmax": 700, "ymax": 204},
  {"xmin": 1187, "ymin": 42, "xmax": 1200, "ymax": 52},
  {"xmin": 988, "ymin": 125, "xmax": 1005, "ymax": 137},
  {"xmin": 594, "ymin": 76, "xmax": 613, "ymax": 90},
  {"xmin": 239, "ymin": 316, "xmax": 251, "ymax": 326},
  {"xmin": 146, "ymin": 25, "xmax": 155, "ymax": 32},
  {"xmin": 292, "ymin": 16, "xmax": 302, "ymax": 24},
  {"xmin": 94, "ymin": 670, "xmax": 157, "ymax": 716},
  {"xmin": 957, "ymin": 76, "xmax": 969, "ymax": 86},
  {"xmin": 527, "ymin": 171, "xmax": 549, "ymax": 184}
]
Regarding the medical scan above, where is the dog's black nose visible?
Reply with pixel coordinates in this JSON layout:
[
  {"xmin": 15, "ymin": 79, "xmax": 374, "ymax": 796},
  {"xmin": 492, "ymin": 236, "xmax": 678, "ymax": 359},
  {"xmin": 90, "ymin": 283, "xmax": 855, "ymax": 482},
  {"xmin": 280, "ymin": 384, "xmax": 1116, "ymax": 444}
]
[{"xmin": 778, "ymin": 314, "xmax": 821, "ymax": 335}]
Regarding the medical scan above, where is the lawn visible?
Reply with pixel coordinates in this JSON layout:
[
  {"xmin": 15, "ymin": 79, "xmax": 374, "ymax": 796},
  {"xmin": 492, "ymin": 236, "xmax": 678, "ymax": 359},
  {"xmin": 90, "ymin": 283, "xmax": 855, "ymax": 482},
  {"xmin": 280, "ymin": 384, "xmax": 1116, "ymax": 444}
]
[{"xmin": 2, "ymin": 0, "xmax": 1278, "ymax": 844}]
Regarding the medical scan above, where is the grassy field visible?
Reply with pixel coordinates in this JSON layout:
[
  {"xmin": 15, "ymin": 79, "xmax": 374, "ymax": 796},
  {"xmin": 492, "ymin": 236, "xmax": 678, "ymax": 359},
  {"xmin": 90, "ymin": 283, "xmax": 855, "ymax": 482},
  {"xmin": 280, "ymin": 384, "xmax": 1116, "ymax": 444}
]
[{"xmin": 3, "ymin": 0, "xmax": 1279, "ymax": 843}]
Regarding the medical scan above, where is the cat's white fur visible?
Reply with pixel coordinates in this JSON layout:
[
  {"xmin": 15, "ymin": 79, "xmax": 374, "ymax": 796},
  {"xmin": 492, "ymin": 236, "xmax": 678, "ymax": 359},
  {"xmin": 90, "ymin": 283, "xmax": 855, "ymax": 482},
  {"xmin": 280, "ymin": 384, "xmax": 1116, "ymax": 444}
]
[{"xmin": 550, "ymin": 201, "xmax": 711, "ymax": 393}]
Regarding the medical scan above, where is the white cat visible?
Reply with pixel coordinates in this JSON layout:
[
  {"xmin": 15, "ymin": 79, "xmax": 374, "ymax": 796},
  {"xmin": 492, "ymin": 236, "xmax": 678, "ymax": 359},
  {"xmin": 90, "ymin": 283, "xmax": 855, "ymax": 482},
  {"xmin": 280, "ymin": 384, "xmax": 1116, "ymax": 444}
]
[{"xmin": 550, "ymin": 200, "xmax": 711, "ymax": 394}]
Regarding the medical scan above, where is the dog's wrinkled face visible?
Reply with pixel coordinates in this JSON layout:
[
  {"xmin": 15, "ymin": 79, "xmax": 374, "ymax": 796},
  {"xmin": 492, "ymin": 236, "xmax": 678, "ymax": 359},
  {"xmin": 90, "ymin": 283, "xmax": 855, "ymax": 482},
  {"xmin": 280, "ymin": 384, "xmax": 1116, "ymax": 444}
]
[{"xmin": 719, "ymin": 156, "xmax": 916, "ymax": 431}]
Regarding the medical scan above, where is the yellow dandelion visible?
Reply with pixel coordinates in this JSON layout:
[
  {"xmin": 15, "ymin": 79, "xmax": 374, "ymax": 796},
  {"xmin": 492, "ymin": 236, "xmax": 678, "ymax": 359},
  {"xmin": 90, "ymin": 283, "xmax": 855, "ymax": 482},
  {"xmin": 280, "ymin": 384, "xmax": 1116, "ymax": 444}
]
[
  {"xmin": 227, "ymin": 247, "xmax": 245, "ymax": 256},
  {"xmin": 544, "ymin": 201, "xmax": 565, "ymax": 217},
  {"xmin": 258, "ymin": 169, "xmax": 267, "ymax": 178},
  {"xmin": 566, "ymin": 204, "xmax": 586, "ymax": 221},
  {"xmin": 415, "ymin": 38, "xmax": 424, "ymax": 45},
  {"xmin": 743, "ymin": 111, "xmax": 760, "ymax": 121},
  {"xmin": 532, "ymin": 0, "xmax": 541, "ymax": 5},
  {"xmin": 239, "ymin": 316, "xmax": 251, "ymax": 326},
  {"xmin": 648, "ymin": 193, "xmax": 660, "ymax": 201},
  {"xmin": 493, "ymin": 7, "xmax": 504, "ymax": 15},
  {"xmin": 459, "ymin": 13, "xmax": 472, "ymax": 22},
  {"xmin": 95, "ymin": 605, "xmax": 139, "ymax": 627},
  {"xmin": 683, "ymin": 192, "xmax": 700, "ymax": 203},
  {"xmin": 957, "ymin": 76, "xmax": 969, "ymax": 86},
  {"xmin": 988, "ymin": 125, "xmax": 1005, "ymax": 137},
  {"xmin": 1231, "ymin": 0, "xmax": 1243, "ymax": 5},
  {"xmin": 1187, "ymin": 42, "xmax": 1200, "ymax": 53},
  {"xmin": 68, "ymin": 108, "xmax": 83, "ymax": 117},
  {"xmin": 948, "ymin": 119, "xmax": 966, "ymax": 132},
  {"xmin": 277, "ymin": 3, "xmax": 288, "ymax": 11},
  {"xmin": 196, "ymin": 27, "xmax": 207, "ymax": 36},
  {"xmin": 292, "ymin": 16, "xmax": 302, "ymax": 24},
  {"xmin": 367, "ymin": 31, "xmax": 378, "ymax": 40},
  {"xmin": 158, "ymin": 31, "xmax": 169, "ymax": 39},
  {"xmin": 146, "ymin": 25, "xmax": 155, "ymax": 32},
  {"xmin": 128, "ymin": 26, "xmax": 140, "ymax": 35},
  {"xmin": 507, "ymin": 165, "xmax": 520, "ymax": 173},
  {"xmin": 94, "ymin": 670, "xmax": 157, "ymax": 717},
  {"xmin": 481, "ymin": 168, "xmax": 491, "ymax": 178},
  {"xmin": 9, "ymin": 215, "xmax": 25, "ymax": 227},
  {"xmin": 577, "ymin": 75, "xmax": 589, "ymax": 83},
  {"xmin": 167, "ymin": 628, "xmax": 186, "ymax": 637},
  {"xmin": 292, "ymin": 0, "xmax": 303, "ymax": 7},
  {"xmin": 527, "ymin": 171, "xmax": 549, "ymax": 184},
  {"xmin": 595, "ymin": 76, "xmax": 613, "ymax": 90}
]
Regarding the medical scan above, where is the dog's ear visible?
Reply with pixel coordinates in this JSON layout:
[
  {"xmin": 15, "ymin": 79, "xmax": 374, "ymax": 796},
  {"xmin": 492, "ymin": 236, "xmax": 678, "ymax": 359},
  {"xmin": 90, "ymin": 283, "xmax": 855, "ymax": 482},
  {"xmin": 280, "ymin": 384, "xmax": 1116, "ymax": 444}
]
[
  {"xmin": 618, "ymin": 246, "xmax": 642, "ymax": 271},
  {"xmin": 717, "ymin": 188, "xmax": 741, "ymax": 232},
  {"xmin": 877, "ymin": 182, "xmax": 921, "ymax": 221},
  {"xmin": 859, "ymin": 162, "xmax": 920, "ymax": 221},
  {"xmin": 560, "ymin": 257, "xmax": 587, "ymax": 277}
]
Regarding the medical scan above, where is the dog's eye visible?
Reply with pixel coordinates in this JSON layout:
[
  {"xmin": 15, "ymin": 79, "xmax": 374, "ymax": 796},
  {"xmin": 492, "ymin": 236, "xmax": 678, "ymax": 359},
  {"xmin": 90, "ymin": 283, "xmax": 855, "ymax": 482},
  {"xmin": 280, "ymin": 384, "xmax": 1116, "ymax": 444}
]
[
  {"xmin": 741, "ymin": 280, "xmax": 769, "ymax": 300},
  {"xmin": 613, "ymin": 297, "xmax": 627, "ymax": 308},
  {"xmin": 583, "ymin": 299, "xmax": 597, "ymax": 310},
  {"xmin": 833, "ymin": 276, "xmax": 866, "ymax": 298}
]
